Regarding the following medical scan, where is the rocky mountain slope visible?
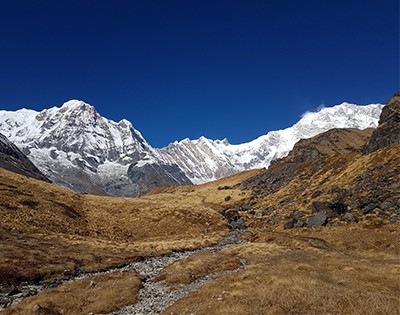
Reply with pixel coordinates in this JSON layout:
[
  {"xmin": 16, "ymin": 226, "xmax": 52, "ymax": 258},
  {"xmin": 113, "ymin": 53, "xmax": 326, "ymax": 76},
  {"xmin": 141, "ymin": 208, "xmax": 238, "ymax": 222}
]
[
  {"xmin": 0, "ymin": 101, "xmax": 191, "ymax": 196},
  {"xmin": 0, "ymin": 100, "xmax": 383, "ymax": 196},
  {"xmin": 363, "ymin": 92, "xmax": 400, "ymax": 154},
  {"xmin": 0, "ymin": 132, "xmax": 49, "ymax": 182},
  {"xmin": 238, "ymin": 94, "xmax": 400, "ymax": 229}
]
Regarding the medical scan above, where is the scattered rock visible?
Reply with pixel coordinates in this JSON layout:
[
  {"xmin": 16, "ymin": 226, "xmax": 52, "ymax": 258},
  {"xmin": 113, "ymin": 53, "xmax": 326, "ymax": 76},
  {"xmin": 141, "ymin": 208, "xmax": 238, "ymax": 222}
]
[
  {"xmin": 330, "ymin": 203, "xmax": 348, "ymax": 215},
  {"xmin": 32, "ymin": 304, "xmax": 42, "ymax": 312},
  {"xmin": 240, "ymin": 203, "xmax": 252, "ymax": 211},
  {"xmin": 311, "ymin": 202, "xmax": 348, "ymax": 215},
  {"xmin": 0, "ymin": 297, "xmax": 11, "ymax": 308},
  {"xmin": 389, "ymin": 217, "xmax": 400, "ymax": 223},
  {"xmin": 224, "ymin": 196, "xmax": 231, "ymax": 202},
  {"xmin": 291, "ymin": 211, "xmax": 305, "ymax": 220},
  {"xmin": 311, "ymin": 202, "xmax": 331, "ymax": 213},
  {"xmin": 230, "ymin": 218, "xmax": 245, "ymax": 229},
  {"xmin": 284, "ymin": 218, "xmax": 295, "ymax": 229},
  {"xmin": 361, "ymin": 203, "xmax": 378, "ymax": 214},
  {"xmin": 379, "ymin": 201, "xmax": 393, "ymax": 210},
  {"xmin": 0, "ymin": 285, "xmax": 19, "ymax": 296},
  {"xmin": 7, "ymin": 287, "xmax": 21, "ymax": 296},
  {"xmin": 230, "ymin": 205, "xmax": 241, "ymax": 211},
  {"xmin": 217, "ymin": 186, "xmax": 231, "ymax": 190},
  {"xmin": 311, "ymin": 190, "xmax": 323, "ymax": 198},
  {"xmin": 307, "ymin": 213, "xmax": 328, "ymax": 227},
  {"xmin": 342, "ymin": 213, "xmax": 356, "ymax": 222},
  {"xmin": 224, "ymin": 209, "xmax": 240, "ymax": 222},
  {"xmin": 261, "ymin": 207, "xmax": 274, "ymax": 215},
  {"xmin": 294, "ymin": 220, "xmax": 306, "ymax": 228}
]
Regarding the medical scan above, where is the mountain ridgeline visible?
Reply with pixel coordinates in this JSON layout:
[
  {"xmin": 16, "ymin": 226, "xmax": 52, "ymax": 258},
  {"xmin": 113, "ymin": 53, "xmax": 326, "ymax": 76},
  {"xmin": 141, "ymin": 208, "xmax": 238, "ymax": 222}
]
[{"xmin": 0, "ymin": 100, "xmax": 383, "ymax": 196}]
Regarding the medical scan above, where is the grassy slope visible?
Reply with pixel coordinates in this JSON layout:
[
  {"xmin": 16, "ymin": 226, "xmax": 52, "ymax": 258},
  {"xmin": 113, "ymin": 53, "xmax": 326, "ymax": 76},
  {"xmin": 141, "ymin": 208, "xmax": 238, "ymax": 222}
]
[
  {"xmin": 0, "ymin": 167, "xmax": 259, "ymax": 285},
  {"xmin": 163, "ymin": 145, "xmax": 400, "ymax": 315}
]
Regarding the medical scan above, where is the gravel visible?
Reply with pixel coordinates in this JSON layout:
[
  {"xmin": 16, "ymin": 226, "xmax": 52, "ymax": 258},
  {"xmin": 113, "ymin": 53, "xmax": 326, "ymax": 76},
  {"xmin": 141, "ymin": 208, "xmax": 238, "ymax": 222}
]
[{"xmin": 109, "ymin": 230, "xmax": 247, "ymax": 315}]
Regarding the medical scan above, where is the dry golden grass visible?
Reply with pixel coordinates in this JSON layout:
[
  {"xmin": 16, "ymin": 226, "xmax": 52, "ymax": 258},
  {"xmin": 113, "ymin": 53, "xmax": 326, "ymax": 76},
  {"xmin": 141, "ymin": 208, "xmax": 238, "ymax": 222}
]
[
  {"xmin": 2, "ymin": 271, "xmax": 141, "ymax": 315},
  {"xmin": 156, "ymin": 251, "xmax": 242, "ymax": 285},
  {"xmin": 247, "ymin": 146, "xmax": 400, "ymax": 223},
  {"xmin": 0, "ymin": 231, "xmax": 144, "ymax": 285},
  {"xmin": 0, "ymin": 167, "xmax": 259, "ymax": 286},
  {"xmin": 0, "ymin": 167, "xmax": 249, "ymax": 285},
  {"xmin": 163, "ymin": 240, "xmax": 400, "ymax": 315}
]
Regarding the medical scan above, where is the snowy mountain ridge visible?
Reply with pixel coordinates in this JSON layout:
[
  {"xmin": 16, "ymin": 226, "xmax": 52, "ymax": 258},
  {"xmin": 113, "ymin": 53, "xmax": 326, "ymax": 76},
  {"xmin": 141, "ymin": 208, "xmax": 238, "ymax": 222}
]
[
  {"xmin": 0, "ymin": 100, "xmax": 383, "ymax": 196},
  {"xmin": 0, "ymin": 100, "xmax": 191, "ymax": 196},
  {"xmin": 160, "ymin": 102, "xmax": 383, "ymax": 183}
]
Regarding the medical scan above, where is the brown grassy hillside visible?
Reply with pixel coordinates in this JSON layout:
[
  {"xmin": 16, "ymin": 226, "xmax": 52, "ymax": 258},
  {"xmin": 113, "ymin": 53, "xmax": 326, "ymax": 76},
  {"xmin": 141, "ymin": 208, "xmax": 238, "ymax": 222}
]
[{"xmin": 0, "ymin": 167, "xmax": 258, "ymax": 286}]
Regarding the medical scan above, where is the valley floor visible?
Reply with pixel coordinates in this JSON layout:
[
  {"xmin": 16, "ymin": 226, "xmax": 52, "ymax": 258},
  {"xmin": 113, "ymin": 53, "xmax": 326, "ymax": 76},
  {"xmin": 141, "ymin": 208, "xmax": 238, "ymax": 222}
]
[{"xmin": 0, "ymin": 167, "xmax": 399, "ymax": 315}]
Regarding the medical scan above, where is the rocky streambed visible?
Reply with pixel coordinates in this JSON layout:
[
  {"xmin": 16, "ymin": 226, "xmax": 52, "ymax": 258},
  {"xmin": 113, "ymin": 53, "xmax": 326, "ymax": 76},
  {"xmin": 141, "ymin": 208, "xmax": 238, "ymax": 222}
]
[
  {"xmin": 109, "ymin": 229, "xmax": 248, "ymax": 315},
  {"xmin": 0, "ymin": 230, "xmax": 248, "ymax": 314}
]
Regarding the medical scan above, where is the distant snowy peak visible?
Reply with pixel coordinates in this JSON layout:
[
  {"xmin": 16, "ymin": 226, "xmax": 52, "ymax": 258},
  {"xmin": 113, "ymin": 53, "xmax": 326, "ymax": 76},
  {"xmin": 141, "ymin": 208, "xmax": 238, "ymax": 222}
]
[
  {"xmin": 0, "ymin": 99, "xmax": 383, "ymax": 195},
  {"xmin": 0, "ymin": 100, "xmax": 152, "ymax": 163},
  {"xmin": 0, "ymin": 100, "xmax": 191, "ymax": 196},
  {"xmin": 160, "ymin": 102, "xmax": 383, "ymax": 183}
]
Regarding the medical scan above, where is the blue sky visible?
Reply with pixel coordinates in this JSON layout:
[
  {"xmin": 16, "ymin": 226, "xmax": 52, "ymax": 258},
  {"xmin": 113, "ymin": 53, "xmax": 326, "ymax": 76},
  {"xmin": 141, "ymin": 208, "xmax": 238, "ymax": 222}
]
[{"xmin": 0, "ymin": 0, "xmax": 398, "ymax": 147}]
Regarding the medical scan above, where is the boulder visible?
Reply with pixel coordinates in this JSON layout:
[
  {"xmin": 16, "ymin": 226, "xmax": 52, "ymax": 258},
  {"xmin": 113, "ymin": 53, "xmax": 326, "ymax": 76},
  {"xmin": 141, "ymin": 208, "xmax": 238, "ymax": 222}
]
[
  {"xmin": 284, "ymin": 218, "xmax": 295, "ymax": 229},
  {"xmin": 311, "ymin": 202, "xmax": 348, "ymax": 215},
  {"xmin": 379, "ymin": 201, "xmax": 393, "ymax": 210},
  {"xmin": 294, "ymin": 220, "xmax": 306, "ymax": 228},
  {"xmin": 224, "ymin": 209, "xmax": 240, "ymax": 222},
  {"xmin": 389, "ymin": 217, "xmax": 400, "ymax": 223},
  {"xmin": 307, "ymin": 213, "xmax": 328, "ymax": 227},
  {"xmin": 0, "ymin": 297, "xmax": 11, "ymax": 308},
  {"xmin": 230, "ymin": 218, "xmax": 245, "ymax": 229},
  {"xmin": 241, "ymin": 203, "xmax": 252, "ymax": 211}
]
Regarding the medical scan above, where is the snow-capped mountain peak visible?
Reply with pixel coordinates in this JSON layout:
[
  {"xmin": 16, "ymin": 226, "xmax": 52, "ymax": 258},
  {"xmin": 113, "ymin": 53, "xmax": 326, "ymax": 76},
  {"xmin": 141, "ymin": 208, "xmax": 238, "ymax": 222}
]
[
  {"xmin": 0, "ymin": 100, "xmax": 191, "ymax": 196},
  {"xmin": 160, "ymin": 102, "xmax": 383, "ymax": 183},
  {"xmin": 0, "ymin": 99, "xmax": 383, "ymax": 195}
]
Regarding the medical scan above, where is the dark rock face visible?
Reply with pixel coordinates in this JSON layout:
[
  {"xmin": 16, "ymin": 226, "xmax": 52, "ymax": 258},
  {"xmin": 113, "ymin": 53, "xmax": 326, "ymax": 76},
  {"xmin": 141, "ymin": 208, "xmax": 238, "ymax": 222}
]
[
  {"xmin": 127, "ymin": 162, "xmax": 192, "ymax": 195},
  {"xmin": 0, "ymin": 133, "xmax": 50, "ymax": 182},
  {"xmin": 241, "ymin": 128, "xmax": 373, "ymax": 196},
  {"xmin": 363, "ymin": 94, "xmax": 400, "ymax": 154},
  {"xmin": 311, "ymin": 202, "xmax": 348, "ymax": 215}
]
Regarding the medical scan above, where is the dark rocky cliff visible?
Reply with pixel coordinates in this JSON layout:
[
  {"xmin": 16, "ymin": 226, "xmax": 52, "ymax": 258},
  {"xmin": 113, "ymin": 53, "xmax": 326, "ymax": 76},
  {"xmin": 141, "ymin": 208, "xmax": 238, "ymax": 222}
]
[{"xmin": 0, "ymin": 133, "xmax": 50, "ymax": 182}]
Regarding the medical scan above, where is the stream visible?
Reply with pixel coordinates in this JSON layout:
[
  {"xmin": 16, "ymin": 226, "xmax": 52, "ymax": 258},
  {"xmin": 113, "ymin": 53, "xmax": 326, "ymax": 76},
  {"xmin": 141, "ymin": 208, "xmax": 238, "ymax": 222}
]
[
  {"xmin": 108, "ymin": 229, "xmax": 247, "ymax": 315},
  {"xmin": 0, "ymin": 230, "xmax": 248, "ymax": 314}
]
